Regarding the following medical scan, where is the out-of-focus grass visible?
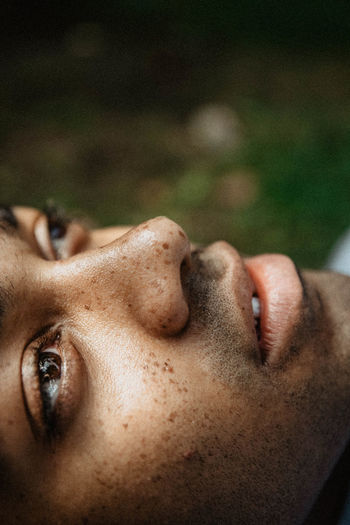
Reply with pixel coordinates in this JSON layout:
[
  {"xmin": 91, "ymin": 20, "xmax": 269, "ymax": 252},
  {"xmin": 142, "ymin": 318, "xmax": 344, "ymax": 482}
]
[{"xmin": 1, "ymin": 45, "xmax": 350, "ymax": 269}]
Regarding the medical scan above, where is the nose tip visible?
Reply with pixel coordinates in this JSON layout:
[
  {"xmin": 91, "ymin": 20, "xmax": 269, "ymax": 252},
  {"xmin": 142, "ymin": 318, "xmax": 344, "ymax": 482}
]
[{"xmin": 126, "ymin": 216, "xmax": 191, "ymax": 336}]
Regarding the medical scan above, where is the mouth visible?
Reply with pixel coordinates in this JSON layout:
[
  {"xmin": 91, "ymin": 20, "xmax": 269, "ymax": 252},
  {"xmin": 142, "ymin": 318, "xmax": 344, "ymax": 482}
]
[
  {"xmin": 188, "ymin": 244, "xmax": 304, "ymax": 367},
  {"xmin": 245, "ymin": 254, "xmax": 303, "ymax": 365}
]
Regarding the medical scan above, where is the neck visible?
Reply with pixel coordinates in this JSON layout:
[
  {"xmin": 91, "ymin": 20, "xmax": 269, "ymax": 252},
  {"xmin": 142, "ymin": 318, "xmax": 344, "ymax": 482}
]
[{"xmin": 304, "ymin": 440, "xmax": 350, "ymax": 525}]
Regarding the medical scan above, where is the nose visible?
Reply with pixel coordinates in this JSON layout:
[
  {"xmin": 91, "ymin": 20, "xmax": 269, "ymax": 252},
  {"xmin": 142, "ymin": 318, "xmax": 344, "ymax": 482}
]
[
  {"xmin": 52, "ymin": 217, "xmax": 191, "ymax": 336},
  {"xmin": 121, "ymin": 217, "xmax": 191, "ymax": 335}
]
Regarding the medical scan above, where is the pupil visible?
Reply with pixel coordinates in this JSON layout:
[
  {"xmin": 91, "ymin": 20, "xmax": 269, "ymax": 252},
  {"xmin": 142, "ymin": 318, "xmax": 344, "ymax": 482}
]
[{"xmin": 49, "ymin": 221, "xmax": 66, "ymax": 240}]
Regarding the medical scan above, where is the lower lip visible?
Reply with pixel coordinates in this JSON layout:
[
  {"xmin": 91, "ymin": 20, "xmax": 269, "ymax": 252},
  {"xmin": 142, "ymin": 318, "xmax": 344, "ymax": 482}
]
[{"xmin": 245, "ymin": 254, "xmax": 303, "ymax": 365}]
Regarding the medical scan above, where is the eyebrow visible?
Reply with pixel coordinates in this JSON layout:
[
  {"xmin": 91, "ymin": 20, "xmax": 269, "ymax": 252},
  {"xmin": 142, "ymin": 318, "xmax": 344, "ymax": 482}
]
[{"xmin": 0, "ymin": 206, "xmax": 18, "ymax": 234}]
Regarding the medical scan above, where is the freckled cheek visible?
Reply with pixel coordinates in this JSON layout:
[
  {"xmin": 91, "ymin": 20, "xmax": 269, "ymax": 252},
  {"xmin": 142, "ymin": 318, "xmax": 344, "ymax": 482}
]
[{"xmin": 89, "ymin": 357, "xmax": 228, "ymax": 463}]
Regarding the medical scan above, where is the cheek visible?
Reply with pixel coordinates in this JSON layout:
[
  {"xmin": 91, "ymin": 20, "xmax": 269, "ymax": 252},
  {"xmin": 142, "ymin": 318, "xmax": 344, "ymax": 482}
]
[
  {"xmin": 54, "ymin": 369, "xmax": 274, "ymax": 524},
  {"xmin": 75, "ymin": 343, "xmax": 242, "ymax": 478}
]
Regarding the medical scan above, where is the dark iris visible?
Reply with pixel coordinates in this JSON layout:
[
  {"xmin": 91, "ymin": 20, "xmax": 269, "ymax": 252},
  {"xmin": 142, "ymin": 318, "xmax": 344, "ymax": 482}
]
[
  {"xmin": 38, "ymin": 351, "xmax": 62, "ymax": 427},
  {"xmin": 49, "ymin": 220, "xmax": 66, "ymax": 240},
  {"xmin": 39, "ymin": 352, "xmax": 61, "ymax": 383},
  {"xmin": 44, "ymin": 205, "xmax": 69, "ymax": 240}
]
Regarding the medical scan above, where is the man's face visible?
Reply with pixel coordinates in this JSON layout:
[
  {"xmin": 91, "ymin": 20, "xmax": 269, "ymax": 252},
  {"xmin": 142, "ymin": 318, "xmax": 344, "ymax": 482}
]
[{"xmin": 1, "ymin": 206, "xmax": 350, "ymax": 524}]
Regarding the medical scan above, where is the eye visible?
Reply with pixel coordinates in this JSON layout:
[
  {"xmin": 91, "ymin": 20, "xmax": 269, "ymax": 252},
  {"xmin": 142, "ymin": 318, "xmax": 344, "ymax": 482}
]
[
  {"xmin": 46, "ymin": 206, "xmax": 68, "ymax": 257},
  {"xmin": 34, "ymin": 206, "xmax": 88, "ymax": 260},
  {"xmin": 21, "ymin": 327, "xmax": 86, "ymax": 443},
  {"xmin": 45, "ymin": 208, "xmax": 69, "ymax": 252}
]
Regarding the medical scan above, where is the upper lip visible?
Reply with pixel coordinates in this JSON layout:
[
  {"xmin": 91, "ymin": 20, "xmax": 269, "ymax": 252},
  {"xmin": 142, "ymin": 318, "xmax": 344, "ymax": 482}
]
[
  {"xmin": 189, "ymin": 244, "xmax": 304, "ymax": 366},
  {"xmin": 189, "ymin": 241, "xmax": 261, "ymax": 363},
  {"xmin": 245, "ymin": 254, "xmax": 303, "ymax": 365}
]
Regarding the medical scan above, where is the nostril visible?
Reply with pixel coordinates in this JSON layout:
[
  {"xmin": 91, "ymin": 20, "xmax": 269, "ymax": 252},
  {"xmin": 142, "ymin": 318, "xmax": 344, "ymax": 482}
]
[
  {"xmin": 181, "ymin": 253, "xmax": 191, "ymax": 271},
  {"xmin": 180, "ymin": 254, "xmax": 191, "ymax": 283}
]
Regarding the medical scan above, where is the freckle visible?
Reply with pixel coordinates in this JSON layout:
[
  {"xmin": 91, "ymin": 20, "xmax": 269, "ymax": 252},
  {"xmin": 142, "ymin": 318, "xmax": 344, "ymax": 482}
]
[
  {"xmin": 154, "ymin": 361, "xmax": 159, "ymax": 367},
  {"xmin": 143, "ymin": 364, "xmax": 149, "ymax": 370},
  {"xmin": 154, "ymin": 398, "xmax": 158, "ymax": 403},
  {"xmin": 146, "ymin": 266, "xmax": 150, "ymax": 270},
  {"xmin": 156, "ymin": 248, "xmax": 162, "ymax": 255},
  {"xmin": 168, "ymin": 367, "xmax": 174, "ymax": 373},
  {"xmin": 122, "ymin": 255, "xmax": 127, "ymax": 260},
  {"xmin": 169, "ymin": 378, "xmax": 176, "ymax": 384},
  {"xmin": 84, "ymin": 304, "xmax": 91, "ymax": 310},
  {"xmin": 151, "ymin": 371, "xmax": 156, "ymax": 375},
  {"xmin": 164, "ymin": 260, "xmax": 171, "ymax": 265},
  {"xmin": 168, "ymin": 411, "xmax": 177, "ymax": 422},
  {"xmin": 123, "ymin": 423, "xmax": 128, "ymax": 429},
  {"xmin": 128, "ymin": 303, "xmax": 132, "ymax": 308},
  {"xmin": 7, "ymin": 419, "xmax": 13, "ymax": 426},
  {"xmin": 177, "ymin": 388, "xmax": 182, "ymax": 392},
  {"xmin": 162, "ymin": 243, "xmax": 169, "ymax": 249},
  {"xmin": 151, "ymin": 474, "xmax": 162, "ymax": 482},
  {"xmin": 97, "ymin": 478, "xmax": 107, "ymax": 487},
  {"xmin": 183, "ymin": 387, "xmax": 188, "ymax": 392},
  {"xmin": 183, "ymin": 449, "xmax": 196, "ymax": 460},
  {"xmin": 140, "ymin": 453, "xmax": 147, "ymax": 459}
]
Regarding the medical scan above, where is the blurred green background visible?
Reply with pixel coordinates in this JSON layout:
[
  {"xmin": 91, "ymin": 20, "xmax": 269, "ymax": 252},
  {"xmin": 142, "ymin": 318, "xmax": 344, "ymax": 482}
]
[{"xmin": 2, "ymin": 1, "xmax": 350, "ymax": 267}]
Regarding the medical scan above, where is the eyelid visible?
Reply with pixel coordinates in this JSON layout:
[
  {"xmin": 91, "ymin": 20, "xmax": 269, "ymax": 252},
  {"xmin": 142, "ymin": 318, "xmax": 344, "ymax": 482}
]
[
  {"xmin": 21, "ymin": 326, "xmax": 86, "ymax": 443},
  {"xmin": 34, "ymin": 214, "xmax": 57, "ymax": 260},
  {"xmin": 33, "ymin": 213, "xmax": 89, "ymax": 260}
]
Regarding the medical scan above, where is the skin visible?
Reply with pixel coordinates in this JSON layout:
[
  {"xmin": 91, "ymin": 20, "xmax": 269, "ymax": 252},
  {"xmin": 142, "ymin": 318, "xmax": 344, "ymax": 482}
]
[{"xmin": 0, "ymin": 206, "xmax": 350, "ymax": 524}]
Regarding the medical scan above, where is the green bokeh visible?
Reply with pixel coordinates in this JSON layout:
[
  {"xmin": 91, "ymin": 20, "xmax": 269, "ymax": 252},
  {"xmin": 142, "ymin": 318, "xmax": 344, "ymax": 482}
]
[{"xmin": 1, "ymin": 17, "xmax": 350, "ymax": 269}]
